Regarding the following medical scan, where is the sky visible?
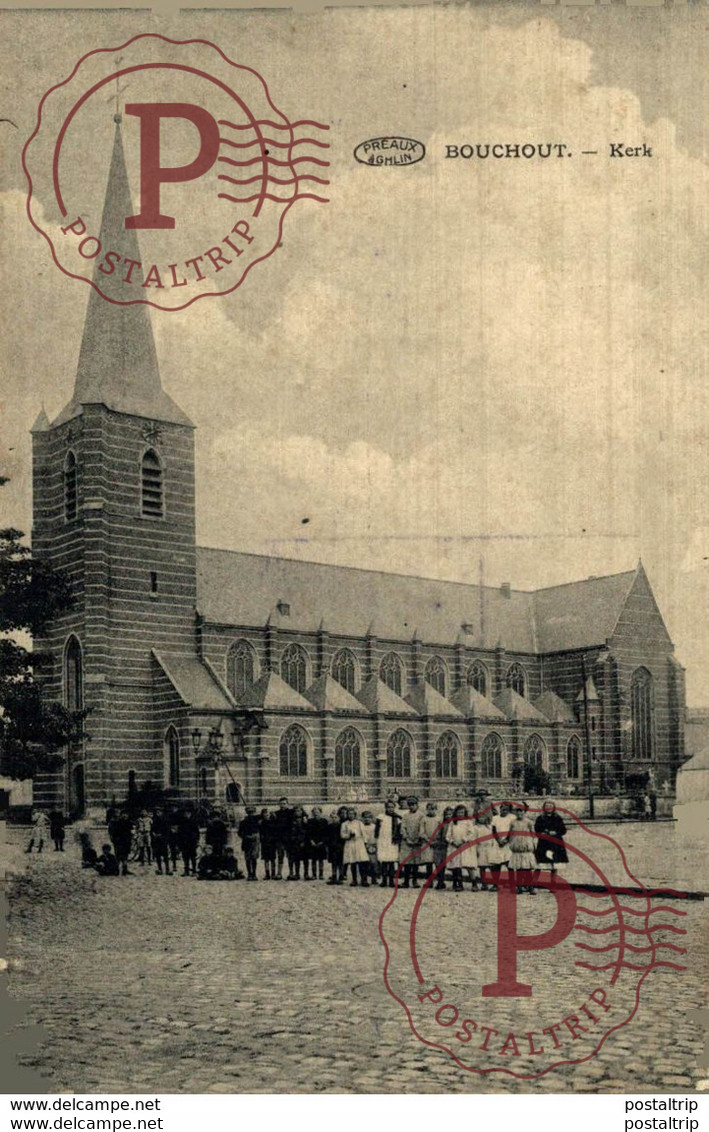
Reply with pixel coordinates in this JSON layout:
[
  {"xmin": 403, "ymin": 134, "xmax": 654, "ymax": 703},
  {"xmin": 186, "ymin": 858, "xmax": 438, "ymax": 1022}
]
[{"xmin": 1, "ymin": 5, "xmax": 708, "ymax": 702}]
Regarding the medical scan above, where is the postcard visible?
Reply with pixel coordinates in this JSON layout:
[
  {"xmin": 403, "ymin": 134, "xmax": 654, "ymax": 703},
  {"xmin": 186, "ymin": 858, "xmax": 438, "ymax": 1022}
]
[{"xmin": 1, "ymin": 0, "xmax": 707, "ymax": 1099}]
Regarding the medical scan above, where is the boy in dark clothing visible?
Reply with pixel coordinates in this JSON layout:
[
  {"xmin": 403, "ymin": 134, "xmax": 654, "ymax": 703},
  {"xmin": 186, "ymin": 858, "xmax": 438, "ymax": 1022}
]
[
  {"xmin": 197, "ymin": 845, "xmax": 218, "ymax": 880},
  {"xmin": 109, "ymin": 810, "xmax": 133, "ymax": 876},
  {"xmin": 238, "ymin": 807, "xmax": 261, "ymax": 881},
  {"xmin": 306, "ymin": 807, "xmax": 329, "ymax": 881},
  {"xmin": 287, "ymin": 807, "xmax": 308, "ymax": 880},
  {"xmin": 271, "ymin": 797, "xmax": 293, "ymax": 880},
  {"xmin": 49, "ymin": 811, "xmax": 66, "ymax": 852},
  {"xmin": 259, "ymin": 811, "xmax": 277, "ymax": 880},
  {"xmin": 95, "ymin": 844, "xmax": 120, "ymax": 876},
  {"xmin": 205, "ymin": 812, "xmax": 229, "ymax": 856},
  {"xmin": 151, "ymin": 808, "xmax": 172, "ymax": 875},
  {"xmin": 219, "ymin": 847, "xmax": 240, "ymax": 879},
  {"xmin": 326, "ymin": 809, "xmax": 346, "ymax": 885},
  {"xmin": 79, "ymin": 831, "xmax": 98, "ymax": 869},
  {"xmin": 177, "ymin": 808, "xmax": 201, "ymax": 876},
  {"xmin": 167, "ymin": 810, "xmax": 182, "ymax": 873}
]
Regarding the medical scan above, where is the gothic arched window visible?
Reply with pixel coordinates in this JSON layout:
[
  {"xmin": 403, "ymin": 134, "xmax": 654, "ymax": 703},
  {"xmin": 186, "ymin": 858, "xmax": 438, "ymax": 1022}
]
[
  {"xmin": 523, "ymin": 733, "xmax": 546, "ymax": 769},
  {"xmin": 165, "ymin": 726, "xmax": 180, "ymax": 788},
  {"xmin": 64, "ymin": 635, "xmax": 83, "ymax": 713},
  {"xmin": 480, "ymin": 732, "xmax": 504, "ymax": 779},
  {"xmin": 425, "ymin": 656, "xmax": 448, "ymax": 696},
  {"xmin": 279, "ymin": 724, "xmax": 309, "ymax": 776},
  {"xmin": 226, "ymin": 639, "xmax": 256, "ymax": 700},
  {"xmin": 386, "ymin": 729, "xmax": 413, "ymax": 778},
  {"xmin": 141, "ymin": 449, "xmax": 164, "ymax": 518},
  {"xmin": 380, "ymin": 652, "xmax": 404, "ymax": 696},
  {"xmin": 567, "ymin": 736, "xmax": 582, "ymax": 780},
  {"xmin": 435, "ymin": 731, "xmax": 460, "ymax": 778},
  {"xmin": 465, "ymin": 660, "xmax": 488, "ymax": 696},
  {"xmin": 506, "ymin": 662, "xmax": 527, "ymax": 697},
  {"xmin": 64, "ymin": 451, "xmax": 78, "ymax": 522},
  {"xmin": 331, "ymin": 649, "xmax": 358, "ymax": 695},
  {"xmin": 334, "ymin": 727, "xmax": 363, "ymax": 777},
  {"xmin": 631, "ymin": 667, "xmax": 654, "ymax": 761},
  {"xmin": 280, "ymin": 643, "xmax": 309, "ymax": 694}
]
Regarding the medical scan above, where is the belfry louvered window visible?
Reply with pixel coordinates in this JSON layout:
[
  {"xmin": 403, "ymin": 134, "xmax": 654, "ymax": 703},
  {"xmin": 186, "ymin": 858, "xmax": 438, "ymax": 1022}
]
[
  {"xmin": 64, "ymin": 451, "xmax": 78, "ymax": 521},
  {"xmin": 141, "ymin": 449, "xmax": 163, "ymax": 518}
]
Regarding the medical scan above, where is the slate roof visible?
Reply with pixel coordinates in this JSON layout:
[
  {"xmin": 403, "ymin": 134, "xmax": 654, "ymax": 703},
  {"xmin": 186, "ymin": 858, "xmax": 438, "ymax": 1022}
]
[
  {"xmin": 240, "ymin": 671, "xmax": 312, "ymax": 712},
  {"xmin": 355, "ymin": 677, "xmax": 417, "ymax": 716},
  {"xmin": 197, "ymin": 548, "xmax": 643, "ymax": 654},
  {"xmin": 532, "ymin": 571, "xmax": 637, "ymax": 653},
  {"xmin": 304, "ymin": 674, "xmax": 368, "ymax": 714},
  {"xmin": 405, "ymin": 682, "xmax": 463, "ymax": 718},
  {"xmin": 493, "ymin": 687, "xmax": 549, "ymax": 723},
  {"xmin": 449, "ymin": 685, "xmax": 506, "ymax": 720},
  {"xmin": 152, "ymin": 652, "xmax": 234, "ymax": 711},
  {"xmin": 533, "ymin": 690, "xmax": 576, "ymax": 723}
]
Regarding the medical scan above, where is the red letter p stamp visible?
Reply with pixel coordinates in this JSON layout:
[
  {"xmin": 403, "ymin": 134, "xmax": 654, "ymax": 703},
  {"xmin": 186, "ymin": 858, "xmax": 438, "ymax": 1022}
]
[
  {"xmin": 23, "ymin": 33, "xmax": 330, "ymax": 310},
  {"xmin": 379, "ymin": 806, "xmax": 688, "ymax": 1079}
]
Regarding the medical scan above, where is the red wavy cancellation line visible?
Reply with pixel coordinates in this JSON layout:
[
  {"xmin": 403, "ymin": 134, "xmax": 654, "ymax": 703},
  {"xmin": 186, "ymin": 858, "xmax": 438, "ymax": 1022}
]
[
  {"xmin": 217, "ymin": 191, "xmax": 330, "ymax": 204},
  {"xmin": 574, "ymin": 941, "xmax": 687, "ymax": 954},
  {"xmin": 218, "ymin": 117, "xmax": 330, "ymax": 131},
  {"xmin": 219, "ymin": 136, "xmax": 330, "ymax": 150},
  {"xmin": 575, "ymin": 960, "xmax": 687, "ymax": 973},
  {"xmin": 576, "ymin": 886, "xmax": 691, "ymax": 899},
  {"xmin": 576, "ymin": 904, "xmax": 685, "ymax": 918},
  {"xmin": 574, "ymin": 922, "xmax": 686, "ymax": 935},
  {"xmin": 219, "ymin": 154, "xmax": 330, "ymax": 169},
  {"xmin": 217, "ymin": 172, "xmax": 330, "ymax": 186}
]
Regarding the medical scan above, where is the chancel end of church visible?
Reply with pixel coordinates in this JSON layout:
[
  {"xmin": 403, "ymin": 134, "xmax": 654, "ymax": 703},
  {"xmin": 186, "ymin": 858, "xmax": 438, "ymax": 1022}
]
[{"xmin": 30, "ymin": 122, "xmax": 686, "ymax": 816}]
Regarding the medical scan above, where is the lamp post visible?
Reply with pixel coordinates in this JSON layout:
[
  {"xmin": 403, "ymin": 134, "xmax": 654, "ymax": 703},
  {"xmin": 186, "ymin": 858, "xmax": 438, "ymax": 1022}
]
[
  {"xmin": 190, "ymin": 713, "xmax": 266, "ymax": 807},
  {"xmin": 581, "ymin": 655, "xmax": 595, "ymax": 820}
]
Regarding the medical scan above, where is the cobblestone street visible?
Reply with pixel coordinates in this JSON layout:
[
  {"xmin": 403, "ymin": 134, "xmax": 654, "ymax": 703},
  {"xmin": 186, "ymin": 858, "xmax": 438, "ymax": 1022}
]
[{"xmin": 4, "ymin": 820, "xmax": 707, "ymax": 1095}]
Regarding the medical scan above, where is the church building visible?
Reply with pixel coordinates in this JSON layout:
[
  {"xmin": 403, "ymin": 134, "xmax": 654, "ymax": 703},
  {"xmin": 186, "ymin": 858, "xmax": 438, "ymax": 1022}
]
[{"xmin": 30, "ymin": 123, "xmax": 686, "ymax": 815}]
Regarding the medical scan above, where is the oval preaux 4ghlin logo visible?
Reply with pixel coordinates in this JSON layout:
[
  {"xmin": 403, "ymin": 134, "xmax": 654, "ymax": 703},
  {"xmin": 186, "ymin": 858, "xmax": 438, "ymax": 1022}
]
[
  {"xmin": 23, "ymin": 33, "xmax": 330, "ymax": 310},
  {"xmin": 379, "ymin": 806, "xmax": 689, "ymax": 1080}
]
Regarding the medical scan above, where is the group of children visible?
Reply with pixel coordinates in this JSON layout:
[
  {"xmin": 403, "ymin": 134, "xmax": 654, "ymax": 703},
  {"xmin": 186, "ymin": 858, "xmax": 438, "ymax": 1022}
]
[
  {"xmin": 234, "ymin": 796, "xmax": 569, "ymax": 892},
  {"xmin": 62, "ymin": 794, "xmax": 570, "ymax": 891}
]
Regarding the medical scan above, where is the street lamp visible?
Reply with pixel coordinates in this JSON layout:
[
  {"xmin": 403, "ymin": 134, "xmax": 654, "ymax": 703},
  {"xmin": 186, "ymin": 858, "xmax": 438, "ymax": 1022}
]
[{"xmin": 581, "ymin": 655, "xmax": 596, "ymax": 819}]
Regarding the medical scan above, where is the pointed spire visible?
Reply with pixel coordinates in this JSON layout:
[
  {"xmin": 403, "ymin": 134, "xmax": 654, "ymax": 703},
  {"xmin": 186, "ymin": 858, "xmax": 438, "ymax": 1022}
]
[
  {"xmin": 52, "ymin": 118, "xmax": 191, "ymax": 428},
  {"xmin": 31, "ymin": 408, "xmax": 49, "ymax": 433},
  {"xmin": 576, "ymin": 675, "xmax": 600, "ymax": 704}
]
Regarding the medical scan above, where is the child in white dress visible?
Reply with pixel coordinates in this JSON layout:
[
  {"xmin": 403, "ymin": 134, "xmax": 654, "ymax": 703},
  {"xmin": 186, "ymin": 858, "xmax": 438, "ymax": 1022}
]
[
  {"xmin": 508, "ymin": 802, "xmax": 537, "ymax": 894},
  {"xmin": 341, "ymin": 808, "xmax": 370, "ymax": 887},
  {"xmin": 445, "ymin": 804, "xmax": 479, "ymax": 891}
]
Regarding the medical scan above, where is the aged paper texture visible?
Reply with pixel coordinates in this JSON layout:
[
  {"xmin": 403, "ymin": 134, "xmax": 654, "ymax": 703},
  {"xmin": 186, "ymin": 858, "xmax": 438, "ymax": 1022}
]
[{"xmin": 1, "ymin": 0, "xmax": 707, "ymax": 1096}]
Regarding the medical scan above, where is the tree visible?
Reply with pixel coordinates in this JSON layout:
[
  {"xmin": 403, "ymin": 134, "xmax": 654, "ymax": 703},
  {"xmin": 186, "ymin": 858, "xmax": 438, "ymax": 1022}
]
[{"xmin": 0, "ymin": 479, "xmax": 85, "ymax": 779}]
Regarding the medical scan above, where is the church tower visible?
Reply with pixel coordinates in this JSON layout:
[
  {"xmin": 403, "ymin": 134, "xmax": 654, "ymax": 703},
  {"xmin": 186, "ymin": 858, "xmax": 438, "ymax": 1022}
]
[{"xmin": 32, "ymin": 118, "xmax": 197, "ymax": 815}]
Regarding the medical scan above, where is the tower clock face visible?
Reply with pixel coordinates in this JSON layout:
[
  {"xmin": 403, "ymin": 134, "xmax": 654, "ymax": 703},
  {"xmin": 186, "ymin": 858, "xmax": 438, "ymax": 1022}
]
[{"xmin": 141, "ymin": 422, "xmax": 163, "ymax": 445}]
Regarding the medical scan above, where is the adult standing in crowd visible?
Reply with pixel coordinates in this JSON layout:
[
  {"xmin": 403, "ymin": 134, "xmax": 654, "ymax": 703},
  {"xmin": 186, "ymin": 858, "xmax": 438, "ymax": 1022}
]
[{"xmin": 534, "ymin": 800, "xmax": 568, "ymax": 879}]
